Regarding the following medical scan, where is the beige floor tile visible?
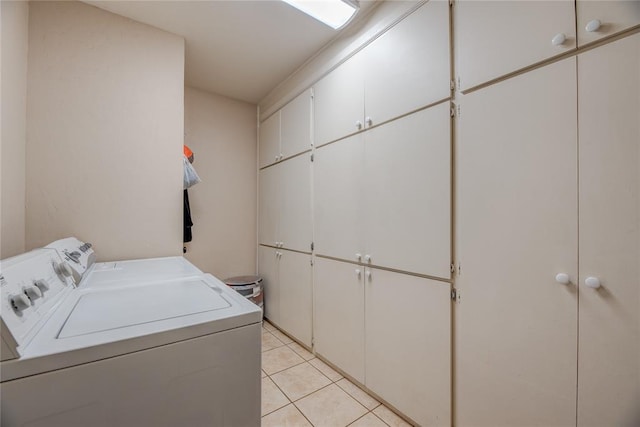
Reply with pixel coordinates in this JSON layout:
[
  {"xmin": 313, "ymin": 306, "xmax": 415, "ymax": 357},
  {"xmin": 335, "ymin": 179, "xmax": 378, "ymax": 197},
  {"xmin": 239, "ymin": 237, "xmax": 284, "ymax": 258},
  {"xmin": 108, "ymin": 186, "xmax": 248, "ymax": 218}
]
[
  {"xmin": 336, "ymin": 378, "xmax": 380, "ymax": 410},
  {"xmin": 295, "ymin": 384, "xmax": 368, "ymax": 427},
  {"xmin": 288, "ymin": 342, "xmax": 315, "ymax": 361},
  {"xmin": 261, "ymin": 404, "xmax": 313, "ymax": 427},
  {"xmin": 262, "ymin": 345, "xmax": 305, "ymax": 375},
  {"xmin": 261, "ymin": 377, "xmax": 290, "ymax": 416},
  {"xmin": 348, "ymin": 412, "xmax": 389, "ymax": 427},
  {"xmin": 271, "ymin": 363, "xmax": 332, "ymax": 401},
  {"xmin": 262, "ymin": 331, "xmax": 285, "ymax": 352},
  {"xmin": 309, "ymin": 358, "xmax": 344, "ymax": 382},
  {"xmin": 270, "ymin": 328, "xmax": 294, "ymax": 344},
  {"xmin": 373, "ymin": 405, "xmax": 412, "ymax": 427},
  {"xmin": 263, "ymin": 321, "xmax": 277, "ymax": 332}
]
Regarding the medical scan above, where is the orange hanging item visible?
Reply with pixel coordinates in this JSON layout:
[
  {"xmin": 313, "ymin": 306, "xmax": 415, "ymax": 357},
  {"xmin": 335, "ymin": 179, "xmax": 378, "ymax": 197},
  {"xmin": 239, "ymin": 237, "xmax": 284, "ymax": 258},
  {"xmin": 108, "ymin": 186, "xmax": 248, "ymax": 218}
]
[{"xmin": 184, "ymin": 145, "xmax": 194, "ymax": 163}]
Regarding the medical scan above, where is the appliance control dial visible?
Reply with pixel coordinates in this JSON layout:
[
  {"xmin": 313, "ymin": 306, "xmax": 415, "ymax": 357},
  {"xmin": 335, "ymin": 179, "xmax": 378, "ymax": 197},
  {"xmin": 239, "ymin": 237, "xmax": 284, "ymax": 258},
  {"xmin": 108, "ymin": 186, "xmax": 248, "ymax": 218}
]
[
  {"xmin": 54, "ymin": 261, "xmax": 73, "ymax": 278},
  {"xmin": 9, "ymin": 293, "xmax": 31, "ymax": 313},
  {"xmin": 23, "ymin": 285, "xmax": 42, "ymax": 301},
  {"xmin": 34, "ymin": 279, "xmax": 50, "ymax": 293}
]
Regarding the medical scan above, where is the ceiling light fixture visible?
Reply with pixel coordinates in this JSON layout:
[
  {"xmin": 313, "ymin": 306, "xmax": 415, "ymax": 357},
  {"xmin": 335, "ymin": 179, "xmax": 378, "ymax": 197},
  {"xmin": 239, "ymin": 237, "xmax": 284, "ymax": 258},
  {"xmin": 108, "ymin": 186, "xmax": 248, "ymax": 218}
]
[{"xmin": 282, "ymin": 0, "xmax": 359, "ymax": 30}]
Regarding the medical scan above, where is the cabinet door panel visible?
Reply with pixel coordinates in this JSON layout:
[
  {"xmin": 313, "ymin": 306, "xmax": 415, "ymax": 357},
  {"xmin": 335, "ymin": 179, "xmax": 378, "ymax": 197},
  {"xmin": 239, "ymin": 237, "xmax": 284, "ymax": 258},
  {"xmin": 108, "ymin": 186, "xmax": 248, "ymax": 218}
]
[
  {"xmin": 258, "ymin": 165, "xmax": 280, "ymax": 247},
  {"xmin": 577, "ymin": 34, "xmax": 640, "ymax": 427},
  {"xmin": 258, "ymin": 245, "xmax": 279, "ymax": 324},
  {"xmin": 281, "ymin": 89, "xmax": 312, "ymax": 159},
  {"xmin": 279, "ymin": 250, "xmax": 312, "ymax": 347},
  {"xmin": 365, "ymin": 268, "xmax": 451, "ymax": 427},
  {"xmin": 314, "ymin": 53, "xmax": 364, "ymax": 146},
  {"xmin": 313, "ymin": 257, "xmax": 365, "ymax": 383},
  {"xmin": 259, "ymin": 111, "xmax": 280, "ymax": 169},
  {"xmin": 577, "ymin": 0, "xmax": 640, "ymax": 47},
  {"xmin": 455, "ymin": 1, "xmax": 575, "ymax": 91},
  {"xmin": 364, "ymin": 104, "xmax": 451, "ymax": 278},
  {"xmin": 279, "ymin": 155, "xmax": 312, "ymax": 253},
  {"xmin": 364, "ymin": 0, "xmax": 450, "ymax": 126},
  {"xmin": 455, "ymin": 58, "xmax": 578, "ymax": 426},
  {"xmin": 314, "ymin": 135, "xmax": 365, "ymax": 262}
]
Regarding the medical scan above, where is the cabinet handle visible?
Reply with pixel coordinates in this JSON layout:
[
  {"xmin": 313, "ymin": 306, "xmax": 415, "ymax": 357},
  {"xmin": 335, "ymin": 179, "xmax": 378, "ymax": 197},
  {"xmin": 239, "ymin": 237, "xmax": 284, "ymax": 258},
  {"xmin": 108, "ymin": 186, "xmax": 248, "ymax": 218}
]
[
  {"xmin": 355, "ymin": 253, "xmax": 362, "ymax": 262},
  {"xmin": 552, "ymin": 33, "xmax": 567, "ymax": 46},
  {"xmin": 355, "ymin": 269, "xmax": 361, "ymax": 278},
  {"xmin": 555, "ymin": 273, "xmax": 570, "ymax": 285},
  {"xmin": 585, "ymin": 276, "xmax": 601, "ymax": 289},
  {"xmin": 366, "ymin": 270, "xmax": 372, "ymax": 281},
  {"xmin": 274, "ymin": 155, "xmax": 279, "ymax": 162},
  {"xmin": 585, "ymin": 19, "xmax": 601, "ymax": 32},
  {"xmin": 364, "ymin": 254, "xmax": 371, "ymax": 263},
  {"xmin": 355, "ymin": 120, "xmax": 363, "ymax": 130},
  {"xmin": 279, "ymin": 153, "xmax": 283, "ymax": 161},
  {"xmin": 365, "ymin": 117, "xmax": 373, "ymax": 127}
]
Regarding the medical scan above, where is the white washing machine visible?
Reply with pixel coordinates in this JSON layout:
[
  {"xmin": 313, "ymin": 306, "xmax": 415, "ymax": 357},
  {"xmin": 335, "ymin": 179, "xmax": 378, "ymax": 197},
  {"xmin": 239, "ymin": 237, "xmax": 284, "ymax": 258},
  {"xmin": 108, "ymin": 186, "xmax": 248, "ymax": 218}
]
[{"xmin": 0, "ymin": 239, "xmax": 262, "ymax": 427}]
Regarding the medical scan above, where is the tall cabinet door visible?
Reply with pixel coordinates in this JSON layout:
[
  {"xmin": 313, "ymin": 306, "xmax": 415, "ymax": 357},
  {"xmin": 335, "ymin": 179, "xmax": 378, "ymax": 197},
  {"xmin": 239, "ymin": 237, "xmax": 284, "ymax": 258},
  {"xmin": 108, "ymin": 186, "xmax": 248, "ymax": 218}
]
[
  {"xmin": 314, "ymin": 135, "xmax": 365, "ymax": 263},
  {"xmin": 281, "ymin": 89, "xmax": 312, "ymax": 158},
  {"xmin": 279, "ymin": 250, "xmax": 312, "ymax": 347},
  {"xmin": 363, "ymin": 104, "xmax": 451, "ymax": 278},
  {"xmin": 455, "ymin": 58, "xmax": 578, "ymax": 426},
  {"xmin": 454, "ymin": 0, "xmax": 575, "ymax": 91},
  {"xmin": 313, "ymin": 257, "xmax": 365, "ymax": 383},
  {"xmin": 279, "ymin": 154, "xmax": 312, "ymax": 253},
  {"xmin": 365, "ymin": 268, "xmax": 451, "ymax": 426},
  {"xmin": 364, "ymin": 0, "xmax": 450, "ymax": 126},
  {"xmin": 259, "ymin": 245, "xmax": 279, "ymax": 324},
  {"xmin": 577, "ymin": 33, "xmax": 640, "ymax": 427},
  {"xmin": 258, "ymin": 165, "xmax": 280, "ymax": 247},
  {"xmin": 259, "ymin": 111, "xmax": 281, "ymax": 169},
  {"xmin": 577, "ymin": 0, "xmax": 640, "ymax": 47},
  {"xmin": 314, "ymin": 54, "xmax": 364, "ymax": 146}
]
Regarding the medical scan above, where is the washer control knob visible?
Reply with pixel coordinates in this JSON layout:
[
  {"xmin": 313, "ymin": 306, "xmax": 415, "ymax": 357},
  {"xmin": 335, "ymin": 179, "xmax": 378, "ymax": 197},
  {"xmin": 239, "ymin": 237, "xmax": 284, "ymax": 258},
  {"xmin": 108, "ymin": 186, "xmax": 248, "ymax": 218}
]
[
  {"xmin": 34, "ymin": 279, "xmax": 50, "ymax": 293},
  {"xmin": 9, "ymin": 294, "xmax": 31, "ymax": 313},
  {"xmin": 54, "ymin": 261, "xmax": 73, "ymax": 278},
  {"xmin": 24, "ymin": 285, "xmax": 43, "ymax": 301}
]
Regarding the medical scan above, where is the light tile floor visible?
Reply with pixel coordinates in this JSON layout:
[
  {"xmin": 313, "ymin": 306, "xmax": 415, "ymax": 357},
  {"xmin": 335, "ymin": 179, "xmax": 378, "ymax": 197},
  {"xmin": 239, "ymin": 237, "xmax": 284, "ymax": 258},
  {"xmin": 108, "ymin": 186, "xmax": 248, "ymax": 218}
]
[{"xmin": 261, "ymin": 321, "xmax": 412, "ymax": 427}]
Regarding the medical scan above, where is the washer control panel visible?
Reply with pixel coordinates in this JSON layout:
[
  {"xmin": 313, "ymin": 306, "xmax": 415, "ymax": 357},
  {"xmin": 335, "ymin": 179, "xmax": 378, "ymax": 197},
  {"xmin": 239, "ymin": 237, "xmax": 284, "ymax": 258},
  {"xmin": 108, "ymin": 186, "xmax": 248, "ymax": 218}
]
[
  {"xmin": 45, "ymin": 237, "xmax": 96, "ymax": 284},
  {"xmin": 1, "ymin": 249, "xmax": 74, "ymax": 356}
]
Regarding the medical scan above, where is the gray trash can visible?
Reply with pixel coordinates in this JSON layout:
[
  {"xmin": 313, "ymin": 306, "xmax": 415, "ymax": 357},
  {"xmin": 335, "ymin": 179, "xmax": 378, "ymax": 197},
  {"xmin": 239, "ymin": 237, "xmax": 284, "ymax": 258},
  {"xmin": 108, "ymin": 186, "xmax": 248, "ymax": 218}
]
[{"xmin": 223, "ymin": 275, "xmax": 264, "ymax": 320}]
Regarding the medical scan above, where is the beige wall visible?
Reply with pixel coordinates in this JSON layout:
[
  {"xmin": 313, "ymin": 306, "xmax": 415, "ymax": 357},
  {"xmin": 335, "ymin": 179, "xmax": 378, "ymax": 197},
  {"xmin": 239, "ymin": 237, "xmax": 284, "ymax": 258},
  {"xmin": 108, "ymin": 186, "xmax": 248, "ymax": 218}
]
[
  {"xmin": 25, "ymin": 1, "xmax": 184, "ymax": 261},
  {"xmin": 1, "ymin": 0, "xmax": 29, "ymax": 259},
  {"xmin": 184, "ymin": 86, "xmax": 257, "ymax": 279}
]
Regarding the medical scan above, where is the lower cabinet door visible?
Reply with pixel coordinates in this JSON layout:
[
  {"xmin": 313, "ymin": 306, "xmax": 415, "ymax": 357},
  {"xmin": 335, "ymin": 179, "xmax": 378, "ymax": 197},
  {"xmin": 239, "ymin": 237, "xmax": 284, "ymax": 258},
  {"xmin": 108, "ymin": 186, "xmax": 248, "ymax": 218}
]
[
  {"xmin": 279, "ymin": 250, "xmax": 312, "ymax": 347},
  {"xmin": 258, "ymin": 245, "xmax": 279, "ymax": 325},
  {"xmin": 313, "ymin": 257, "xmax": 365, "ymax": 383},
  {"xmin": 365, "ymin": 268, "xmax": 451, "ymax": 426}
]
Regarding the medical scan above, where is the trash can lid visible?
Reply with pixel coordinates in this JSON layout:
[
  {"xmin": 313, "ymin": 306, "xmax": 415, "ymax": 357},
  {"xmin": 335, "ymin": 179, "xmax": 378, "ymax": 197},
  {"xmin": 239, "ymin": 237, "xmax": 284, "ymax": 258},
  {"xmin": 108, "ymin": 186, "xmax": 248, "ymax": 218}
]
[{"xmin": 224, "ymin": 275, "xmax": 262, "ymax": 286}]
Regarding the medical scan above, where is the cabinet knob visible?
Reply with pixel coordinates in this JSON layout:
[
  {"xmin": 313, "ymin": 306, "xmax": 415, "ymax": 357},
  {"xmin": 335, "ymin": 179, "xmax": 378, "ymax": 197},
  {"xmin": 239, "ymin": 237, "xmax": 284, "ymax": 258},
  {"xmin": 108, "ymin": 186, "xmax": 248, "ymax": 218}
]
[
  {"xmin": 585, "ymin": 276, "xmax": 601, "ymax": 289},
  {"xmin": 279, "ymin": 154, "xmax": 283, "ymax": 161},
  {"xmin": 552, "ymin": 33, "xmax": 567, "ymax": 46},
  {"xmin": 555, "ymin": 273, "xmax": 570, "ymax": 285},
  {"xmin": 355, "ymin": 120, "xmax": 362, "ymax": 130},
  {"xmin": 355, "ymin": 253, "xmax": 362, "ymax": 261},
  {"xmin": 365, "ymin": 117, "xmax": 373, "ymax": 127},
  {"xmin": 585, "ymin": 19, "xmax": 601, "ymax": 32},
  {"xmin": 364, "ymin": 254, "xmax": 371, "ymax": 263},
  {"xmin": 366, "ymin": 270, "xmax": 372, "ymax": 280},
  {"xmin": 355, "ymin": 269, "xmax": 361, "ymax": 278}
]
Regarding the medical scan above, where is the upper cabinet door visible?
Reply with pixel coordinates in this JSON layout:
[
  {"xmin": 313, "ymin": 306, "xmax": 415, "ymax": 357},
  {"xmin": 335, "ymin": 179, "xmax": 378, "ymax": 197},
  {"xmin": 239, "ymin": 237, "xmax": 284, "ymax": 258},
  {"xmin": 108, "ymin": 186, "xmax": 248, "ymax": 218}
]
[
  {"xmin": 363, "ymin": 104, "xmax": 451, "ymax": 278},
  {"xmin": 259, "ymin": 111, "xmax": 281, "ymax": 169},
  {"xmin": 258, "ymin": 165, "xmax": 280, "ymax": 247},
  {"xmin": 364, "ymin": 0, "xmax": 450, "ymax": 127},
  {"xmin": 314, "ymin": 134, "xmax": 365, "ymax": 263},
  {"xmin": 314, "ymin": 53, "xmax": 365, "ymax": 147},
  {"xmin": 577, "ymin": 33, "xmax": 640, "ymax": 427},
  {"xmin": 281, "ymin": 89, "xmax": 312, "ymax": 159},
  {"xmin": 279, "ymin": 154, "xmax": 312, "ymax": 253},
  {"xmin": 455, "ymin": 0, "xmax": 576, "ymax": 92},
  {"xmin": 577, "ymin": 0, "xmax": 640, "ymax": 47},
  {"xmin": 455, "ymin": 58, "xmax": 578, "ymax": 426}
]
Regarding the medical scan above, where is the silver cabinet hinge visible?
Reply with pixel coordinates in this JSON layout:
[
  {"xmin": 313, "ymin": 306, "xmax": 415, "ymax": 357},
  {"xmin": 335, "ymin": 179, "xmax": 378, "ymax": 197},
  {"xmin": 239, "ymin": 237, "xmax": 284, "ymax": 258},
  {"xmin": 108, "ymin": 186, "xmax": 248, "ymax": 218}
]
[
  {"xmin": 450, "ymin": 103, "xmax": 456, "ymax": 117},
  {"xmin": 450, "ymin": 263, "xmax": 455, "ymax": 274},
  {"xmin": 310, "ymin": 258, "xmax": 314, "ymax": 266},
  {"xmin": 450, "ymin": 79, "xmax": 455, "ymax": 91},
  {"xmin": 451, "ymin": 288, "xmax": 457, "ymax": 301},
  {"xmin": 310, "ymin": 153, "xmax": 314, "ymax": 162},
  {"xmin": 310, "ymin": 242, "xmax": 314, "ymax": 251},
  {"xmin": 449, "ymin": 0, "xmax": 453, "ymax": 6}
]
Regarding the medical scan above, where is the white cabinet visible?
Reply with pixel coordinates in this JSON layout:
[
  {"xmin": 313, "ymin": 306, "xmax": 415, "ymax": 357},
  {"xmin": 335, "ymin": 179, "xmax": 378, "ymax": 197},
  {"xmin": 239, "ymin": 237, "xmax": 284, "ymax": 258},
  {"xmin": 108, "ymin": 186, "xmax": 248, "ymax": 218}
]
[
  {"xmin": 577, "ymin": 33, "xmax": 640, "ymax": 427},
  {"xmin": 454, "ymin": 0, "xmax": 576, "ymax": 91},
  {"xmin": 313, "ymin": 257, "xmax": 365, "ymax": 383},
  {"xmin": 314, "ymin": 257, "xmax": 451, "ymax": 425},
  {"xmin": 314, "ymin": 0, "xmax": 450, "ymax": 146},
  {"xmin": 314, "ymin": 104, "xmax": 451, "ymax": 278},
  {"xmin": 365, "ymin": 268, "xmax": 451, "ymax": 427},
  {"xmin": 455, "ymin": 58, "xmax": 579, "ymax": 426},
  {"xmin": 577, "ymin": 0, "xmax": 640, "ymax": 46},
  {"xmin": 259, "ymin": 245, "xmax": 312, "ymax": 346},
  {"xmin": 259, "ymin": 89, "xmax": 312, "ymax": 169},
  {"xmin": 258, "ymin": 154, "xmax": 312, "ymax": 253}
]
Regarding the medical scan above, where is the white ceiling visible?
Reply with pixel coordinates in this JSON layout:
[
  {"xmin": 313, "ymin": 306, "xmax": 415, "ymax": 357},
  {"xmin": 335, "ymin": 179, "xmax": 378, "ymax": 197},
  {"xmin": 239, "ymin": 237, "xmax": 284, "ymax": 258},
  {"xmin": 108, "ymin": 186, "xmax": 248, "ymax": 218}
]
[{"xmin": 85, "ymin": 0, "xmax": 377, "ymax": 104}]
